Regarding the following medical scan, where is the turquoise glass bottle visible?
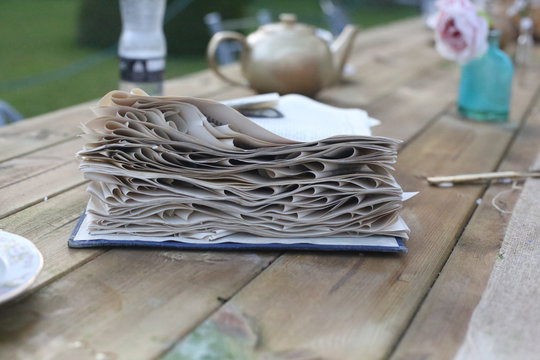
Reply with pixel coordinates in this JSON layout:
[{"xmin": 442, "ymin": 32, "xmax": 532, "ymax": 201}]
[{"xmin": 458, "ymin": 29, "xmax": 513, "ymax": 122}]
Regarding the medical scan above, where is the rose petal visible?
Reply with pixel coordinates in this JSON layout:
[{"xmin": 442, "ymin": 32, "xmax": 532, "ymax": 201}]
[{"xmin": 433, "ymin": 0, "xmax": 489, "ymax": 64}]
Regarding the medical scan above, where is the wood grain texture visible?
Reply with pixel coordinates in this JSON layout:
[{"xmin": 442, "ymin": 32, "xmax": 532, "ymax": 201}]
[
  {"xmin": 319, "ymin": 32, "xmax": 441, "ymax": 108},
  {"xmin": 0, "ymin": 19, "xmax": 436, "ymax": 360},
  {"xmin": 0, "ymin": 88, "xmax": 255, "ymax": 220},
  {"xmin": 0, "ymin": 185, "xmax": 101, "ymax": 291},
  {"xmin": 0, "ymin": 138, "xmax": 80, "ymax": 190},
  {"xmin": 0, "ymin": 102, "xmax": 92, "ymax": 163},
  {"xmin": 0, "ymin": 248, "xmax": 275, "ymax": 360},
  {"xmin": 349, "ymin": 18, "xmax": 425, "ymax": 52},
  {"xmin": 0, "ymin": 138, "xmax": 85, "ymax": 219},
  {"xmin": 0, "ymin": 184, "xmax": 280, "ymax": 360},
  {"xmin": 0, "ymin": 67, "xmax": 249, "ymax": 164},
  {"xmin": 390, "ymin": 85, "xmax": 540, "ymax": 360},
  {"xmin": 369, "ymin": 62, "xmax": 459, "ymax": 140},
  {"xmin": 2, "ymin": 18, "xmax": 538, "ymax": 360},
  {"xmin": 164, "ymin": 67, "xmax": 232, "ymax": 97},
  {"xmin": 164, "ymin": 112, "xmax": 522, "ymax": 359},
  {"xmin": 163, "ymin": 60, "xmax": 537, "ymax": 358}
]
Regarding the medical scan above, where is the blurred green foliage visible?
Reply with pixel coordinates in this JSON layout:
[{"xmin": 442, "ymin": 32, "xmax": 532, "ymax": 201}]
[
  {"xmin": 76, "ymin": 0, "xmax": 418, "ymax": 55},
  {"xmin": 0, "ymin": 0, "xmax": 417, "ymax": 119},
  {"xmin": 165, "ymin": 0, "xmax": 246, "ymax": 55},
  {"xmin": 247, "ymin": 0, "xmax": 418, "ymax": 30},
  {"xmin": 0, "ymin": 0, "xmax": 207, "ymax": 118},
  {"xmin": 77, "ymin": 0, "xmax": 121, "ymax": 48},
  {"xmin": 77, "ymin": 0, "xmax": 247, "ymax": 55}
]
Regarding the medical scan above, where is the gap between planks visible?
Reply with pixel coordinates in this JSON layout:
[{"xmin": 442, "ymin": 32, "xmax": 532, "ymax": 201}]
[
  {"xmin": 0, "ymin": 48, "xmax": 464, "ymax": 288},
  {"xmin": 172, "ymin": 124, "xmax": 508, "ymax": 359},
  {"xmin": 389, "ymin": 86, "xmax": 540, "ymax": 360},
  {"xmin": 0, "ymin": 58, "xmax": 464, "ymax": 360},
  {"xmin": 0, "ymin": 75, "xmax": 460, "ymax": 358},
  {"xmin": 0, "ymin": 19, "xmax": 480, "ymax": 360},
  {"xmin": 159, "ymin": 71, "xmax": 540, "ymax": 360}
]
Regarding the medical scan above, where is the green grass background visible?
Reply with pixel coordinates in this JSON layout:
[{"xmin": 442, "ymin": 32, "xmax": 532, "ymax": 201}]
[{"xmin": 0, "ymin": 0, "xmax": 417, "ymax": 119}]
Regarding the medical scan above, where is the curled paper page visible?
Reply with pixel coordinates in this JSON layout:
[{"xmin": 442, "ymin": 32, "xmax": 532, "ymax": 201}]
[{"xmin": 78, "ymin": 90, "xmax": 409, "ymax": 242}]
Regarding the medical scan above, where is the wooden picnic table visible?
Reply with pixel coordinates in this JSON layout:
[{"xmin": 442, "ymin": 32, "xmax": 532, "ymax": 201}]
[{"xmin": 1, "ymin": 18, "xmax": 539, "ymax": 359}]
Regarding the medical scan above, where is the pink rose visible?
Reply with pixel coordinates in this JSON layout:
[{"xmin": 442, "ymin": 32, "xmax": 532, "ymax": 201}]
[{"xmin": 434, "ymin": 0, "xmax": 489, "ymax": 65}]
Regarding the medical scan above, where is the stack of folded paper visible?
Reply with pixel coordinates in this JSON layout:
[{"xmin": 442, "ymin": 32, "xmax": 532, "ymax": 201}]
[{"xmin": 74, "ymin": 90, "xmax": 411, "ymax": 251}]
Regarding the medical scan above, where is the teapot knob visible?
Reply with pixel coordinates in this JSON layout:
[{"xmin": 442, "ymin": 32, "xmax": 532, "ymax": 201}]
[{"xmin": 279, "ymin": 13, "xmax": 297, "ymax": 26}]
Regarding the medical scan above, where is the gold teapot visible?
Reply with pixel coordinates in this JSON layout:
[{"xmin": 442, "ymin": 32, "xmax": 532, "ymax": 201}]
[{"xmin": 207, "ymin": 14, "xmax": 359, "ymax": 96}]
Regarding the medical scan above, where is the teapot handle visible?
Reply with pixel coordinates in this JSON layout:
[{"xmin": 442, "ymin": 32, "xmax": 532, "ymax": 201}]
[{"xmin": 207, "ymin": 31, "xmax": 250, "ymax": 88}]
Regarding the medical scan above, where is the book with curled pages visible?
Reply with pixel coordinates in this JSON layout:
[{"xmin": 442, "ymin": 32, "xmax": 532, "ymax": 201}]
[{"xmin": 70, "ymin": 90, "xmax": 413, "ymax": 252}]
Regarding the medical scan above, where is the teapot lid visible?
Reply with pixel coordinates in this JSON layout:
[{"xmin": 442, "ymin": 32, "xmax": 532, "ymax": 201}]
[{"xmin": 259, "ymin": 13, "xmax": 315, "ymax": 35}]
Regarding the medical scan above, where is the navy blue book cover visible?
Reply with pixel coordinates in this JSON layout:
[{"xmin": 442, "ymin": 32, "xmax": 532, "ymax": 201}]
[{"xmin": 69, "ymin": 212, "xmax": 407, "ymax": 253}]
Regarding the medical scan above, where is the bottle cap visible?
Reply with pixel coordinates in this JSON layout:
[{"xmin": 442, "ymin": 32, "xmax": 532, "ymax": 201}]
[{"xmin": 520, "ymin": 17, "xmax": 533, "ymax": 32}]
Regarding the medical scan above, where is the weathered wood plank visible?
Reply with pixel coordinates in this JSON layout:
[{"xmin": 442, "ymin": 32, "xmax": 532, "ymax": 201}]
[
  {"xmin": 0, "ymin": 30, "xmax": 457, "ymax": 274},
  {"xmin": 0, "ymin": 42, "xmax": 465, "ymax": 360},
  {"xmin": 0, "ymin": 141, "xmax": 279, "ymax": 360},
  {"xmin": 0, "ymin": 30, "xmax": 450, "ymax": 298},
  {"xmin": 0, "ymin": 161, "xmax": 83, "ymax": 219},
  {"xmin": 0, "ymin": 247, "xmax": 276, "ymax": 360},
  {"xmin": 351, "ymin": 18, "xmax": 426, "ymax": 50},
  {"xmin": 390, "ymin": 87, "xmax": 540, "ymax": 360},
  {"xmin": 164, "ymin": 65, "xmax": 239, "ymax": 97},
  {"xmin": 4, "ymin": 18, "xmax": 535, "ymax": 360},
  {"xmin": 0, "ymin": 69, "xmax": 240, "ymax": 164},
  {"xmin": 345, "ymin": 19, "xmax": 431, "ymax": 71},
  {"xmin": 370, "ymin": 62, "xmax": 459, "ymax": 140},
  {"xmin": 0, "ymin": 138, "xmax": 82, "ymax": 189},
  {"xmin": 0, "ymin": 184, "xmax": 101, "ymax": 291},
  {"xmin": 319, "ymin": 32, "xmax": 441, "ymax": 107},
  {"xmin": 0, "ymin": 138, "xmax": 85, "ymax": 219},
  {"xmin": 371, "ymin": 63, "xmax": 537, "ymax": 142},
  {"xmin": 0, "ymin": 86, "xmax": 253, "ymax": 220},
  {"xmin": 164, "ymin": 112, "xmax": 522, "ymax": 359},
  {"xmin": 0, "ymin": 102, "xmax": 93, "ymax": 163}
]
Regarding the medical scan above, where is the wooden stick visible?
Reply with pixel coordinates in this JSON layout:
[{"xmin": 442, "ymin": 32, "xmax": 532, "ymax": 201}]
[{"xmin": 426, "ymin": 171, "xmax": 540, "ymax": 186}]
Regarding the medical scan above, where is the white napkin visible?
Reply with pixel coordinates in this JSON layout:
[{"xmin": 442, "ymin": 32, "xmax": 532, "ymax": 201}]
[{"xmin": 223, "ymin": 93, "xmax": 380, "ymax": 142}]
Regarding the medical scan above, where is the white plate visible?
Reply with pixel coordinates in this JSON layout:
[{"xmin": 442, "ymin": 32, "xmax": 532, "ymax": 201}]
[{"xmin": 0, "ymin": 230, "xmax": 43, "ymax": 304}]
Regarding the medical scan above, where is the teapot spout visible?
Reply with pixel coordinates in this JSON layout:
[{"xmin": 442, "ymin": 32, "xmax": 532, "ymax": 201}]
[{"xmin": 331, "ymin": 25, "xmax": 359, "ymax": 81}]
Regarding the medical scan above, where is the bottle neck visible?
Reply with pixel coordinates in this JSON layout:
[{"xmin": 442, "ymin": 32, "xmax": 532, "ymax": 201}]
[
  {"xmin": 120, "ymin": 0, "xmax": 166, "ymax": 33},
  {"xmin": 520, "ymin": 17, "xmax": 534, "ymax": 36},
  {"xmin": 487, "ymin": 30, "xmax": 501, "ymax": 49}
]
